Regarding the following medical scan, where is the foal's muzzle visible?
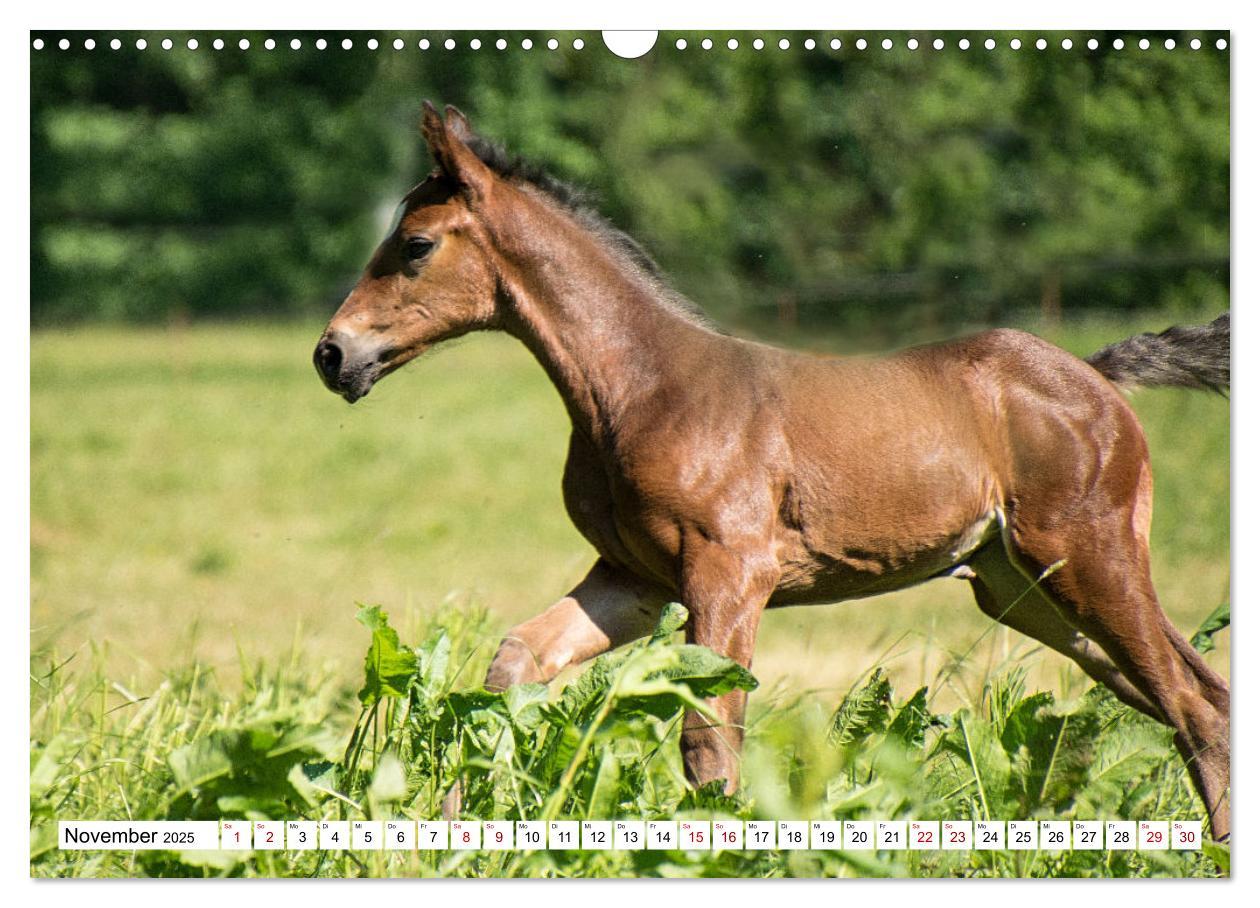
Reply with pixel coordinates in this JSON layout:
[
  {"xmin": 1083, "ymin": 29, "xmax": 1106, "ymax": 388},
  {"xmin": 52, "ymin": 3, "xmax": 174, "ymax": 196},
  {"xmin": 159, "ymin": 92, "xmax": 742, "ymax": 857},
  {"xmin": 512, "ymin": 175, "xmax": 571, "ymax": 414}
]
[{"xmin": 313, "ymin": 330, "xmax": 380, "ymax": 403}]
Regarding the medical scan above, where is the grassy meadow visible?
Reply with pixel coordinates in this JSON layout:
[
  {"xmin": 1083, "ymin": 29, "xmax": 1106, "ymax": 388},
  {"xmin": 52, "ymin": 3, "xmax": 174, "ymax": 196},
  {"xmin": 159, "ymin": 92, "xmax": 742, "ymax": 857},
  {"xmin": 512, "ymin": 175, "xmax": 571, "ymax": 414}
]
[{"xmin": 30, "ymin": 313, "xmax": 1229, "ymax": 878}]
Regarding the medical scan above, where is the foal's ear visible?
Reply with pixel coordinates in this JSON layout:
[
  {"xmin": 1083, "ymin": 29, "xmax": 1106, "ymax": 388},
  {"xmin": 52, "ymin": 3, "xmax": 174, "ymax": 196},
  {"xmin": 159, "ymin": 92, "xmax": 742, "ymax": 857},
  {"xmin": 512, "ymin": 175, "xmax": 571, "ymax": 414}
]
[{"xmin": 420, "ymin": 100, "xmax": 493, "ymax": 201}]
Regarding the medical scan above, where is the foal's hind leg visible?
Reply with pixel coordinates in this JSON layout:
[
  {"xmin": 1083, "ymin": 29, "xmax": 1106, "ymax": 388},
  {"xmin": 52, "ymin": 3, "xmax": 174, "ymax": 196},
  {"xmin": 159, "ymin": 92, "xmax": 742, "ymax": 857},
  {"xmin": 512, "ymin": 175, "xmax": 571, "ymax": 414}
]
[
  {"xmin": 967, "ymin": 541, "xmax": 1164, "ymax": 721},
  {"xmin": 484, "ymin": 559, "xmax": 668, "ymax": 690},
  {"xmin": 1009, "ymin": 519, "xmax": 1230, "ymax": 840}
]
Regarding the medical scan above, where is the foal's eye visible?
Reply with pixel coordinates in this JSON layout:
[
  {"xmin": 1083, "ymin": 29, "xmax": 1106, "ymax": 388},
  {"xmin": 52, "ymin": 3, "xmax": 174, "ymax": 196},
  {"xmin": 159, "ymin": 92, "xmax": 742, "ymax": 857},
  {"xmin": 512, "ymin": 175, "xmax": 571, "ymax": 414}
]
[{"xmin": 405, "ymin": 237, "xmax": 435, "ymax": 261}]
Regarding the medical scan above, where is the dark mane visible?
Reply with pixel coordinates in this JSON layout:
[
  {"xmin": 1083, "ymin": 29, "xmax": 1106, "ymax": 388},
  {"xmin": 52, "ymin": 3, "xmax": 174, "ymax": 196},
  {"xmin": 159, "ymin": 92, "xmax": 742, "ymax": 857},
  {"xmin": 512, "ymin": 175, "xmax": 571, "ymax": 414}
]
[
  {"xmin": 461, "ymin": 133, "xmax": 717, "ymax": 330},
  {"xmin": 463, "ymin": 135, "xmax": 662, "ymax": 277}
]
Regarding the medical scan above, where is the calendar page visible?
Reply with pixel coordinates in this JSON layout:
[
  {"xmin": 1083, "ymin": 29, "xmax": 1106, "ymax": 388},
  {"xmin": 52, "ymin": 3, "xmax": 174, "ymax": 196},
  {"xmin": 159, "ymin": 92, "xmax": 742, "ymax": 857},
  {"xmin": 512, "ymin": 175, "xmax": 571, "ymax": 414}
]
[{"xmin": 29, "ymin": 15, "xmax": 1231, "ymax": 882}]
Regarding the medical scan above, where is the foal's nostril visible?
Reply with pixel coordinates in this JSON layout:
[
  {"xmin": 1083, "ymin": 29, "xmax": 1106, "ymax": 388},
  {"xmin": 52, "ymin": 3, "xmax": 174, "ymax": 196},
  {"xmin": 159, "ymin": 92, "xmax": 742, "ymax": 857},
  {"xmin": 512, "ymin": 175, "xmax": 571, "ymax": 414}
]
[{"xmin": 315, "ymin": 340, "xmax": 344, "ymax": 385}]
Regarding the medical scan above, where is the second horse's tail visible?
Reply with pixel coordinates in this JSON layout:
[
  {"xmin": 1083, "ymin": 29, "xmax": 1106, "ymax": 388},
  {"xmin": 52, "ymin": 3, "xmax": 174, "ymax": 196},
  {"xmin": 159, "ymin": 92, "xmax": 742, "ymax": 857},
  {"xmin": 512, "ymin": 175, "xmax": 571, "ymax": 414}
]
[{"xmin": 1087, "ymin": 312, "xmax": 1230, "ymax": 394}]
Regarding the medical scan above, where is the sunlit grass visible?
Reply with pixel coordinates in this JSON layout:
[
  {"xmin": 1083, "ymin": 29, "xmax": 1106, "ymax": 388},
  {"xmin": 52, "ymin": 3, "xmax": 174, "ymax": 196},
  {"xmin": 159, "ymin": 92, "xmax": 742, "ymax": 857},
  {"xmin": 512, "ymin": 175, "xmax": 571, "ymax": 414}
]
[{"xmin": 31, "ymin": 317, "xmax": 1227, "ymax": 706}]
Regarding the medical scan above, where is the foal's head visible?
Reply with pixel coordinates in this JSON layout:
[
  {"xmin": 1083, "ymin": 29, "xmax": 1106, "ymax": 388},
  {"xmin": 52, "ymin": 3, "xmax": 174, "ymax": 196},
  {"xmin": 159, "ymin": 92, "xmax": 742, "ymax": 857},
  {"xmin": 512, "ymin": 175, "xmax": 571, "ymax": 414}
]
[{"xmin": 314, "ymin": 103, "xmax": 504, "ymax": 402}]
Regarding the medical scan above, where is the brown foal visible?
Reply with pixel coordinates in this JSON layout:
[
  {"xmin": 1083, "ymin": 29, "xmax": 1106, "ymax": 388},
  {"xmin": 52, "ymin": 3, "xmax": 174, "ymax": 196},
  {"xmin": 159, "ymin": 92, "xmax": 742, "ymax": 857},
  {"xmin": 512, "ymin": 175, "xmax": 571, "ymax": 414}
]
[{"xmin": 315, "ymin": 104, "xmax": 1231, "ymax": 838}]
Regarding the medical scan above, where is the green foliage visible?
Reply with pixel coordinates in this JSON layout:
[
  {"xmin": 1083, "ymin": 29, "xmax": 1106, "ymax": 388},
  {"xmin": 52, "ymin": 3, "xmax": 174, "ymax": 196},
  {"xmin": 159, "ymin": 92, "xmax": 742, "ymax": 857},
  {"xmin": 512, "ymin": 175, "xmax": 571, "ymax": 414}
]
[
  {"xmin": 30, "ymin": 602, "xmax": 1226, "ymax": 878},
  {"xmin": 356, "ymin": 605, "xmax": 419, "ymax": 706},
  {"xmin": 1190, "ymin": 602, "xmax": 1230, "ymax": 654},
  {"xmin": 828, "ymin": 668, "xmax": 892, "ymax": 748},
  {"xmin": 32, "ymin": 31, "xmax": 1228, "ymax": 330},
  {"xmin": 167, "ymin": 719, "xmax": 339, "ymax": 818}
]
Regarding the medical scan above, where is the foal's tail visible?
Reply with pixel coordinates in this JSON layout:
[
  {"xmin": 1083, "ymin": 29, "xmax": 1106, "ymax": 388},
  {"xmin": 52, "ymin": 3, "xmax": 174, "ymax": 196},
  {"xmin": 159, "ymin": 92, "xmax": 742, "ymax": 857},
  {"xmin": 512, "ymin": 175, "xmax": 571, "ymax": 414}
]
[{"xmin": 1086, "ymin": 312, "xmax": 1230, "ymax": 394}]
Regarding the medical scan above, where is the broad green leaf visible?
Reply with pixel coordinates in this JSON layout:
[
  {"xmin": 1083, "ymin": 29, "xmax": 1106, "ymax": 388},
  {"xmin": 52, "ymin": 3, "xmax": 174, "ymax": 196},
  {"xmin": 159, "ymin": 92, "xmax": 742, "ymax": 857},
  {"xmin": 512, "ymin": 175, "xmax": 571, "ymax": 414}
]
[
  {"xmin": 168, "ymin": 720, "xmax": 337, "ymax": 818},
  {"xmin": 627, "ymin": 644, "xmax": 758, "ymax": 699},
  {"xmin": 356, "ymin": 604, "xmax": 418, "ymax": 706},
  {"xmin": 415, "ymin": 628, "xmax": 452, "ymax": 699},
  {"xmin": 829, "ymin": 669, "xmax": 893, "ymax": 748},
  {"xmin": 1203, "ymin": 840, "xmax": 1230, "ymax": 875},
  {"xmin": 887, "ymin": 686, "xmax": 931, "ymax": 749},
  {"xmin": 586, "ymin": 747, "xmax": 624, "ymax": 818},
  {"xmin": 368, "ymin": 751, "xmax": 407, "ymax": 803},
  {"xmin": 613, "ymin": 643, "xmax": 758, "ymax": 720},
  {"xmin": 504, "ymin": 682, "xmax": 549, "ymax": 731},
  {"xmin": 652, "ymin": 602, "xmax": 689, "ymax": 642},
  {"xmin": 1190, "ymin": 602, "xmax": 1230, "ymax": 654},
  {"xmin": 30, "ymin": 733, "xmax": 74, "ymax": 798},
  {"xmin": 1001, "ymin": 694, "xmax": 1101, "ymax": 815},
  {"xmin": 168, "ymin": 736, "xmax": 233, "ymax": 793}
]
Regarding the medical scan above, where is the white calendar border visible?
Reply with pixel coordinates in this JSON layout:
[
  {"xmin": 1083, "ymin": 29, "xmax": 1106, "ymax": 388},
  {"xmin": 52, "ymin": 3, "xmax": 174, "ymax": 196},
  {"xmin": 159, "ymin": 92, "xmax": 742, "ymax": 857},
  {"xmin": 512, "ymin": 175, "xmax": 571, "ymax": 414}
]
[{"xmin": 11, "ymin": 1, "xmax": 1251, "ymax": 904}]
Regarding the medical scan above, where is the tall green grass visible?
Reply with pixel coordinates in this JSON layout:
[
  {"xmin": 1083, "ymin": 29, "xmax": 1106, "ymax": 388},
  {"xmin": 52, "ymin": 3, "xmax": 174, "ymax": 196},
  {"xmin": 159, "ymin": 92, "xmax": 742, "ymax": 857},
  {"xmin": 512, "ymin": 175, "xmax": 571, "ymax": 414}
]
[
  {"xmin": 30, "ymin": 600, "xmax": 1228, "ymax": 878},
  {"xmin": 30, "ymin": 316, "xmax": 1229, "ymax": 878}
]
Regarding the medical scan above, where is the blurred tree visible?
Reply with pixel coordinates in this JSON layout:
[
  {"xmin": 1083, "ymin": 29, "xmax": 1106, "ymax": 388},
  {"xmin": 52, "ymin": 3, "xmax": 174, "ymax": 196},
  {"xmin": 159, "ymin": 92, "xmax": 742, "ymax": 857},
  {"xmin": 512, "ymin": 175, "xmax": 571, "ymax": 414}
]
[{"xmin": 30, "ymin": 31, "xmax": 1228, "ymax": 329}]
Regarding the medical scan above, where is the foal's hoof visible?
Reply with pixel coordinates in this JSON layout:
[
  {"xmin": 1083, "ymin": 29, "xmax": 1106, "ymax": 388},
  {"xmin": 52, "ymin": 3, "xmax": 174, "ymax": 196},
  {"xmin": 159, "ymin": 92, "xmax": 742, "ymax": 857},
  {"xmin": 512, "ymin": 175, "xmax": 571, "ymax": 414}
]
[{"xmin": 484, "ymin": 638, "xmax": 545, "ymax": 691}]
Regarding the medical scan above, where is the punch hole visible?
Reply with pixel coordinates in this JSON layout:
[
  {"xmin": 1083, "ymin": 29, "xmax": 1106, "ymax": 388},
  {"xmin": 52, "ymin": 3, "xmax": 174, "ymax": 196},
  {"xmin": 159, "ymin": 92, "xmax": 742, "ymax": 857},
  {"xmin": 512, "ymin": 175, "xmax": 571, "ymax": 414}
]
[
  {"xmin": 753, "ymin": 38, "xmax": 765, "ymax": 50},
  {"xmin": 112, "ymin": 38, "xmax": 122, "ymax": 50},
  {"xmin": 367, "ymin": 38, "xmax": 379, "ymax": 50},
  {"xmin": 1010, "ymin": 38, "xmax": 1021, "ymax": 50},
  {"xmin": 881, "ymin": 38, "xmax": 892, "ymax": 50},
  {"xmin": 1216, "ymin": 38, "xmax": 1227, "ymax": 50},
  {"xmin": 1113, "ymin": 38, "xmax": 1124, "ymax": 49},
  {"xmin": 907, "ymin": 38, "xmax": 918, "ymax": 50},
  {"xmin": 32, "ymin": 38, "xmax": 43, "ymax": 50},
  {"xmin": 470, "ymin": 38, "xmax": 482, "ymax": 50},
  {"xmin": 855, "ymin": 38, "xmax": 866, "ymax": 50},
  {"xmin": 1191, "ymin": 38, "xmax": 1202, "ymax": 50},
  {"xmin": 547, "ymin": 38, "xmax": 559, "ymax": 50},
  {"xmin": 316, "ymin": 38, "xmax": 327, "ymax": 50},
  {"xmin": 933, "ymin": 38, "xmax": 944, "ymax": 50},
  {"xmin": 804, "ymin": 38, "xmax": 816, "ymax": 50},
  {"xmin": 496, "ymin": 38, "xmax": 507, "ymax": 50},
  {"xmin": 185, "ymin": 38, "xmax": 196, "ymax": 50},
  {"xmin": 573, "ymin": 38, "xmax": 584, "ymax": 50},
  {"xmin": 1036, "ymin": 38, "xmax": 1047, "ymax": 50},
  {"xmin": 419, "ymin": 39, "xmax": 430, "ymax": 50},
  {"xmin": 393, "ymin": 38, "xmax": 404, "ymax": 50},
  {"xmin": 958, "ymin": 38, "xmax": 970, "ymax": 50},
  {"xmin": 213, "ymin": 38, "xmax": 223, "ymax": 50},
  {"xmin": 85, "ymin": 38, "xmax": 97, "ymax": 50},
  {"xmin": 779, "ymin": 38, "xmax": 790, "ymax": 50},
  {"xmin": 984, "ymin": 38, "xmax": 996, "ymax": 50},
  {"xmin": 342, "ymin": 38, "xmax": 353, "ymax": 50},
  {"xmin": 831, "ymin": 38, "xmax": 842, "ymax": 50},
  {"xmin": 727, "ymin": 38, "xmax": 739, "ymax": 50},
  {"xmin": 1062, "ymin": 38, "xmax": 1073, "ymax": 50},
  {"xmin": 1164, "ymin": 38, "xmax": 1175, "ymax": 50},
  {"xmin": 1138, "ymin": 38, "xmax": 1150, "ymax": 50},
  {"xmin": 137, "ymin": 38, "xmax": 148, "ymax": 50},
  {"xmin": 444, "ymin": 38, "xmax": 455, "ymax": 50},
  {"xmin": 1087, "ymin": 38, "xmax": 1099, "ymax": 50},
  {"xmin": 291, "ymin": 38, "xmax": 302, "ymax": 51},
  {"xmin": 162, "ymin": 38, "xmax": 173, "ymax": 51},
  {"xmin": 58, "ymin": 38, "xmax": 68, "ymax": 50},
  {"xmin": 264, "ymin": 38, "xmax": 276, "ymax": 51},
  {"xmin": 675, "ymin": 38, "xmax": 687, "ymax": 50},
  {"xmin": 702, "ymin": 38, "xmax": 713, "ymax": 50},
  {"xmin": 521, "ymin": 38, "xmax": 532, "ymax": 49}
]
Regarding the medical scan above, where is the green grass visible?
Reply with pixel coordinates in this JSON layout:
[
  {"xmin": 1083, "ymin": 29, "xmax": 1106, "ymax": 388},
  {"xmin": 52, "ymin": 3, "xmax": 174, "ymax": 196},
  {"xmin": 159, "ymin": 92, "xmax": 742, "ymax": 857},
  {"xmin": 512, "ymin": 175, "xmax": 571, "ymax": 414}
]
[
  {"xmin": 30, "ymin": 317, "xmax": 1228, "ymax": 701},
  {"xmin": 30, "ymin": 601, "xmax": 1228, "ymax": 878},
  {"xmin": 30, "ymin": 314, "xmax": 1229, "ymax": 877}
]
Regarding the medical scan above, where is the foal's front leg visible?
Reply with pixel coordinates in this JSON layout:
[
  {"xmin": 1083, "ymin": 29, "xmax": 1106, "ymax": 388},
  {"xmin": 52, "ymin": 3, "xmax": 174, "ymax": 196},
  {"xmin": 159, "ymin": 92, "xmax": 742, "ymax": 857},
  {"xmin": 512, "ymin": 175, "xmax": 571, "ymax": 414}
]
[
  {"xmin": 484, "ymin": 559, "xmax": 668, "ymax": 690},
  {"xmin": 679, "ymin": 541, "xmax": 779, "ymax": 794}
]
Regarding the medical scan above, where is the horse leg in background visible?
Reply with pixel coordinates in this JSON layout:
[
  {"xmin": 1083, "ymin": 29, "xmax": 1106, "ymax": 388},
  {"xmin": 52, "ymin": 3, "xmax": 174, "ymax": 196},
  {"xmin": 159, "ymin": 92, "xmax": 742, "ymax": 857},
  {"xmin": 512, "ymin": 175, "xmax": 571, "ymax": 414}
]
[
  {"xmin": 484, "ymin": 559, "xmax": 669, "ymax": 691},
  {"xmin": 678, "ymin": 542, "xmax": 778, "ymax": 794},
  {"xmin": 967, "ymin": 540, "xmax": 1165, "ymax": 722},
  {"xmin": 1011, "ymin": 517, "xmax": 1231, "ymax": 840}
]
